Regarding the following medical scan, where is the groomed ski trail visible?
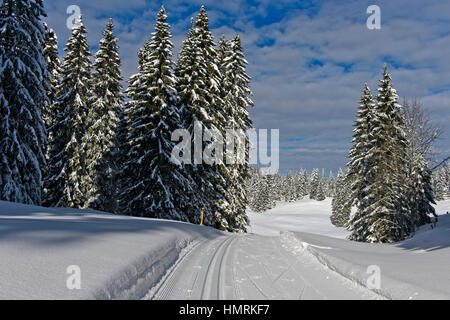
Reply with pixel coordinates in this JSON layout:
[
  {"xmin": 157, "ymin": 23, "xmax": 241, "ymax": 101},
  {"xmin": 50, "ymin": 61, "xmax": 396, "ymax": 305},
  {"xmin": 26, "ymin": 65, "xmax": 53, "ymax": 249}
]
[{"xmin": 145, "ymin": 234, "xmax": 383, "ymax": 300}]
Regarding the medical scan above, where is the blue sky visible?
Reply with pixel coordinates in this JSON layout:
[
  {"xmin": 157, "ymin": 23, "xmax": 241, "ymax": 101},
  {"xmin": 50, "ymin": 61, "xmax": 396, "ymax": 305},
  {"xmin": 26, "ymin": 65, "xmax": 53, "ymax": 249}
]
[{"xmin": 43, "ymin": 0, "xmax": 450, "ymax": 175}]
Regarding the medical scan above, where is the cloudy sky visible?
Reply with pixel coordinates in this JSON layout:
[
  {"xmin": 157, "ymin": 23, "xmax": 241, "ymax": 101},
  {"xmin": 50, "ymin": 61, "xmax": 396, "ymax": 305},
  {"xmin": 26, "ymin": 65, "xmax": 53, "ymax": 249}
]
[{"xmin": 43, "ymin": 0, "xmax": 450, "ymax": 174}]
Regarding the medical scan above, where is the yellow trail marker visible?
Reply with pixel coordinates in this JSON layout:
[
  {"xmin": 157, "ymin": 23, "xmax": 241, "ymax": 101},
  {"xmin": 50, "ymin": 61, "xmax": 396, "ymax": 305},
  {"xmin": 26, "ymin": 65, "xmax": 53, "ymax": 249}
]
[{"xmin": 200, "ymin": 208, "xmax": 204, "ymax": 226}]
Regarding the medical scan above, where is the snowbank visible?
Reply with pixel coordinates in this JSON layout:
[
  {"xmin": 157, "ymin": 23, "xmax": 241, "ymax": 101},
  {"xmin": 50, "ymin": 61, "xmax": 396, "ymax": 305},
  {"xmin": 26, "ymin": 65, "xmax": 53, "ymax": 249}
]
[
  {"xmin": 281, "ymin": 200, "xmax": 450, "ymax": 300},
  {"xmin": 0, "ymin": 201, "xmax": 224, "ymax": 300}
]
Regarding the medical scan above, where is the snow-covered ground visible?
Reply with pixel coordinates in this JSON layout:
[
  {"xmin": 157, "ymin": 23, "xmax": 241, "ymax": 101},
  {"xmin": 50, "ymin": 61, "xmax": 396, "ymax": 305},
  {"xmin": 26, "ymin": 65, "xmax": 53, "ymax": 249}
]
[
  {"xmin": 0, "ymin": 199, "xmax": 449, "ymax": 300},
  {"xmin": 0, "ymin": 201, "xmax": 223, "ymax": 299},
  {"xmin": 247, "ymin": 198, "xmax": 349, "ymax": 238},
  {"xmin": 250, "ymin": 199, "xmax": 450, "ymax": 300}
]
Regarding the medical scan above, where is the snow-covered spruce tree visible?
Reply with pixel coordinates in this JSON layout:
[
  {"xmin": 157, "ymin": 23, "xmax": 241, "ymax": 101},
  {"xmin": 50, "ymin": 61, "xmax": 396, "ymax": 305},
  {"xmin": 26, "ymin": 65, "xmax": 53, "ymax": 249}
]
[
  {"xmin": 310, "ymin": 168, "xmax": 325, "ymax": 200},
  {"xmin": 115, "ymin": 40, "xmax": 151, "ymax": 210},
  {"xmin": 42, "ymin": 22, "xmax": 61, "ymax": 132},
  {"xmin": 294, "ymin": 171, "xmax": 304, "ymax": 199},
  {"xmin": 434, "ymin": 167, "xmax": 448, "ymax": 201},
  {"xmin": 408, "ymin": 153, "xmax": 436, "ymax": 227},
  {"xmin": 309, "ymin": 169, "xmax": 319, "ymax": 199},
  {"xmin": 44, "ymin": 16, "xmax": 91, "ymax": 208},
  {"xmin": 332, "ymin": 168, "xmax": 351, "ymax": 227},
  {"xmin": 271, "ymin": 172, "xmax": 284, "ymax": 201},
  {"xmin": 316, "ymin": 171, "xmax": 328, "ymax": 201},
  {"xmin": 218, "ymin": 34, "xmax": 254, "ymax": 231},
  {"xmin": 41, "ymin": 22, "xmax": 62, "ymax": 198},
  {"xmin": 216, "ymin": 35, "xmax": 239, "ymax": 228},
  {"xmin": 245, "ymin": 166, "xmax": 259, "ymax": 209},
  {"xmin": 176, "ymin": 7, "xmax": 233, "ymax": 229},
  {"xmin": 401, "ymin": 98, "xmax": 438, "ymax": 231},
  {"xmin": 349, "ymin": 66, "xmax": 409, "ymax": 243},
  {"xmin": 327, "ymin": 171, "xmax": 336, "ymax": 198},
  {"xmin": 246, "ymin": 169, "xmax": 275, "ymax": 213},
  {"xmin": 217, "ymin": 36, "xmax": 230, "ymax": 81},
  {"xmin": 446, "ymin": 164, "xmax": 450, "ymax": 199},
  {"xmin": 175, "ymin": 15, "xmax": 213, "ymax": 225},
  {"xmin": 296, "ymin": 169, "xmax": 304, "ymax": 198},
  {"xmin": 112, "ymin": 105, "xmax": 128, "ymax": 212},
  {"xmin": 299, "ymin": 169, "xmax": 310, "ymax": 197},
  {"xmin": 0, "ymin": 0, "xmax": 49, "ymax": 205},
  {"xmin": 119, "ymin": 7, "xmax": 193, "ymax": 220},
  {"xmin": 447, "ymin": 164, "xmax": 450, "ymax": 199},
  {"xmin": 282, "ymin": 171, "xmax": 296, "ymax": 202},
  {"xmin": 195, "ymin": 7, "xmax": 236, "ymax": 231},
  {"xmin": 82, "ymin": 19, "xmax": 123, "ymax": 212},
  {"xmin": 346, "ymin": 85, "xmax": 376, "ymax": 235},
  {"xmin": 252, "ymin": 173, "xmax": 275, "ymax": 212}
]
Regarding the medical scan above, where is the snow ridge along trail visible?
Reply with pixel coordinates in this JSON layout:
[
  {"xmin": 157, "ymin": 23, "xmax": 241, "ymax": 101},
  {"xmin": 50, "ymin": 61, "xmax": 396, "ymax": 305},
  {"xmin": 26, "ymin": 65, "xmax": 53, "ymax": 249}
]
[{"xmin": 146, "ymin": 234, "xmax": 382, "ymax": 300}]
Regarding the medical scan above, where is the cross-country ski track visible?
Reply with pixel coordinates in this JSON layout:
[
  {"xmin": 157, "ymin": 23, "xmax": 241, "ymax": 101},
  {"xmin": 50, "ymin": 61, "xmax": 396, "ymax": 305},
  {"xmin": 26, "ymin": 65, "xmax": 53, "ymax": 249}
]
[{"xmin": 145, "ymin": 234, "xmax": 382, "ymax": 300}]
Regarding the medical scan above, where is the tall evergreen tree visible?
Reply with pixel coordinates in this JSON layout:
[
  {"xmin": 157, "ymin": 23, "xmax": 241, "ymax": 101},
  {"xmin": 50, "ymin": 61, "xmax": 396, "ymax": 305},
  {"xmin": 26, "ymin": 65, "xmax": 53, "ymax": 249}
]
[
  {"xmin": 310, "ymin": 168, "xmax": 323, "ymax": 200},
  {"xmin": 401, "ymin": 99, "xmax": 438, "ymax": 231},
  {"xmin": 217, "ymin": 36, "xmax": 230, "ymax": 78},
  {"xmin": 219, "ymin": 34, "xmax": 254, "ymax": 231},
  {"xmin": 82, "ymin": 19, "xmax": 123, "ymax": 212},
  {"xmin": 194, "ymin": 7, "xmax": 234, "ymax": 230},
  {"xmin": 282, "ymin": 171, "xmax": 296, "ymax": 202},
  {"xmin": 115, "ymin": 40, "xmax": 151, "ymax": 211},
  {"xmin": 408, "ymin": 154, "xmax": 436, "ymax": 227},
  {"xmin": 112, "ymin": 105, "xmax": 128, "ymax": 212},
  {"xmin": 327, "ymin": 170, "xmax": 336, "ymax": 197},
  {"xmin": 247, "ymin": 170, "xmax": 275, "ymax": 212},
  {"xmin": 208, "ymin": 35, "xmax": 236, "ymax": 231},
  {"xmin": 317, "ymin": 170, "xmax": 326, "ymax": 201},
  {"xmin": 271, "ymin": 172, "xmax": 284, "ymax": 201},
  {"xmin": 44, "ymin": 16, "xmax": 91, "ymax": 208},
  {"xmin": 176, "ymin": 16, "xmax": 210, "ymax": 224},
  {"xmin": 176, "ymin": 7, "xmax": 230, "ymax": 228},
  {"xmin": 41, "ymin": 22, "xmax": 61, "ymax": 199},
  {"xmin": 245, "ymin": 166, "xmax": 259, "ymax": 209},
  {"xmin": 0, "ymin": 0, "xmax": 49, "ymax": 204},
  {"xmin": 346, "ymin": 85, "xmax": 376, "ymax": 236},
  {"xmin": 299, "ymin": 169, "xmax": 310, "ymax": 197},
  {"xmin": 293, "ymin": 171, "xmax": 303, "ymax": 199},
  {"xmin": 42, "ymin": 22, "xmax": 61, "ymax": 131},
  {"xmin": 119, "ymin": 6, "xmax": 193, "ymax": 220},
  {"xmin": 434, "ymin": 167, "xmax": 448, "ymax": 201},
  {"xmin": 446, "ymin": 164, "xmax": 450, "ymax": 199},
  {"xmin": 349, "ymin": 65, "xmax": 409, "ymax": 243},
  {"xmin": 332, "ymin": 168, "xmax": 351, "ymax": 227}
]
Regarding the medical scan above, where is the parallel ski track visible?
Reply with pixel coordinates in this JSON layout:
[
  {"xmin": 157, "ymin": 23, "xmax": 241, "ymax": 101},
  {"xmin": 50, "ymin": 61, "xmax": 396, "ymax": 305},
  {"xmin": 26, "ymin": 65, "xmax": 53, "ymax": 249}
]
[
  {"xmin": 200, "ymin": 235, "xmax": 236, "ymax": 299},
  {"xmin": 151, "ymin": 235, "xmax": 236, "ymax": 300},
  {"xmin": 150, "ymin": 240, "xmax": 203, "ymax": 300}
]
